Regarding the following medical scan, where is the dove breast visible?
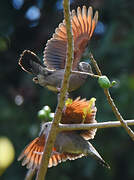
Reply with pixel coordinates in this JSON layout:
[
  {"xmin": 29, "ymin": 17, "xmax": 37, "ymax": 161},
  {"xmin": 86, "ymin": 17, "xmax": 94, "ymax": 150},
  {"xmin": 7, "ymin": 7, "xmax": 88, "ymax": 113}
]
[
  {"xmin": 44, "ymin": 69, "xmax": 87, "ymax": 92},
  {"xmin": 55, "ymin": 131, "xmax": 89, "ymax": 155}
]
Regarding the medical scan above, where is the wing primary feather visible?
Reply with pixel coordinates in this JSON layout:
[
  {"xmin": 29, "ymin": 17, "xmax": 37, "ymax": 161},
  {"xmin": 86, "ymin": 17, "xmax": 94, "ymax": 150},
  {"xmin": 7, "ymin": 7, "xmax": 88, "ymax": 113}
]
[
  {"xmin": 87, "ymin": 7, "xmax": 93, "ymax": 36},
  {"xmin": 77, "ymin": 6, "xmax": 85, "ymax": 33},
  {"xmin": 82, "ymin": 6, "xmax": 88, "ymax": 33},
  {"xmin": 72, "ymin": 9, "xmax": 82, "ymax": 36},
  {"xmin": 71, "ymin": 9, "xmax": 80, "ymax": 39},
  {"xmin": 43, "ymin": 6, "xmax": 98, "ymax": 70},
  {"xmin": 89, "ymin": 11, "xmax": 98, "ymax": 38},
  {"xmin": 59, "ymin": 22, "xmax": 67, "ymax": 34}
]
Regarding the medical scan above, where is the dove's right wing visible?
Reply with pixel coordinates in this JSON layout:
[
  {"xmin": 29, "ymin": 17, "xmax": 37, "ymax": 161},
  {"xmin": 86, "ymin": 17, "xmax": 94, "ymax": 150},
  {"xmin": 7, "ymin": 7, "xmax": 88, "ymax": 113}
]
[{"xmin": 44, "ymin": 6, "xmax": 98, "ymax": 70}]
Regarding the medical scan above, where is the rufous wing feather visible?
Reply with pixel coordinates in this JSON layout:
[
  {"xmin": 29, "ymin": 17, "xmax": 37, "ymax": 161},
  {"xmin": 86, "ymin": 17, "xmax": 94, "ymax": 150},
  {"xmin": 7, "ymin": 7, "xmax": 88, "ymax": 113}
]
[
  {"xmin": 18, "ymin": 136, "xmax": 45, "ymax": 169},
  {"xmin": 18, "ymin": 136, "xmax": 84, "ymax": 169},
  {"xmin": 49, "ymin": 153, "xmax": 85, "ymax": 167},
  {"xmin": 61, "ymin": 97, "xmax": 97, "ymax": 140},
  {"xmin": 44, "ymin": 6, "xmax": 98, "ymax": 70}
]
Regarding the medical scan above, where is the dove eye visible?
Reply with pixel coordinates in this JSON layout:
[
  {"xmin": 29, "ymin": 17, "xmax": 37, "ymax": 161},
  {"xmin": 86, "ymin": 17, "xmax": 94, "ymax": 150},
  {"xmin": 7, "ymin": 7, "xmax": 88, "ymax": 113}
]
[{"xmin": 45, "ymin": 124, "xmax": 48, "ymax": 128}]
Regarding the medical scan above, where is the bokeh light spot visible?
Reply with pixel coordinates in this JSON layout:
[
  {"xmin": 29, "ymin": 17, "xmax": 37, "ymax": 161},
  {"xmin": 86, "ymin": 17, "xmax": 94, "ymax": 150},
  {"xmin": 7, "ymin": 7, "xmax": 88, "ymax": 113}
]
[
  {"xmin": 95, "ymin": 21, "xmax": 106, "ymax": 35},
  {"xmin": 14, "ymin": 95, "xmax": 24, "ymax": 106},
  {"xmin": 12, "ymin": 0, "xmax": 24, "ymax": 10},
  {"xmin": 56, "ymin": 0, "xmax": 74, "ymax": 10},
  {"xmin": 25, "ymin": 6, "xmax": 40, "ymax": 21},
  {"xmin": 0, "ymin": 137, "xmax": 15, "ymax": 170}
]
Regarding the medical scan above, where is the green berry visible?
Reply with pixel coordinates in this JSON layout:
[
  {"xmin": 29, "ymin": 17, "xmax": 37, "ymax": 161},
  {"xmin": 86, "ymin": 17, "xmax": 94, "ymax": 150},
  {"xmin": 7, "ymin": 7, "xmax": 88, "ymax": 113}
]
[
  {"xmin": 48, "ymin": 113, "xmax": 54, "ymax": 121},
  {"xmin": 111, "ymin": 80, "xmax": 117, "ymax": 87},
  {"xmin": 98, "ymin": 76, "xmax": 111, "ymax": 89},
  {"xmin": 43, "ymin": 106, "xmax": 51, "ymax": 118},
  {"xmin": 38, "ymin": 110, "xmax": 47, "ymax": 120},
  {"xmin": 43, "ymin": 106, "xmax": 51, "ymax": 114}
]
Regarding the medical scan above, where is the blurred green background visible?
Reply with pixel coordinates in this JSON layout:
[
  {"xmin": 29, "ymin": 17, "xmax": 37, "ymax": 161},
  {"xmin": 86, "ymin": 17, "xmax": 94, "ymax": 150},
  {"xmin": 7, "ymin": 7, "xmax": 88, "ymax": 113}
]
[{"xmin": 1, "ymin": 0, "xmax": 134, "ymax": 179}]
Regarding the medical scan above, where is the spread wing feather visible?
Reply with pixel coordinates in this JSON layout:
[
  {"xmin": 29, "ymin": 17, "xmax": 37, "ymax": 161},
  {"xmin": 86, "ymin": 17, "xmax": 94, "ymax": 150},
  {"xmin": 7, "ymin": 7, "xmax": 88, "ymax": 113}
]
[
  {"xmin": 44, "ymin": 6, "xmax": 98, "ymax": 70},
  {"xmin": 18, "ymin": 136, "xmax": 86, "ymax": 169},
  {"xmin": 61, "ymin": 97, "xmax": 97, "ymax": 140}
]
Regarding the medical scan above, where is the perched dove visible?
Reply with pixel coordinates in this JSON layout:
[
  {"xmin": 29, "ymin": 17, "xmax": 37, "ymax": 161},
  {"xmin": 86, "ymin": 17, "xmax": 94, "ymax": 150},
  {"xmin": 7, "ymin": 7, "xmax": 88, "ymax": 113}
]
[{"xmin": 18, "ymin": 98, "xmax": 110, "ymax": 169}]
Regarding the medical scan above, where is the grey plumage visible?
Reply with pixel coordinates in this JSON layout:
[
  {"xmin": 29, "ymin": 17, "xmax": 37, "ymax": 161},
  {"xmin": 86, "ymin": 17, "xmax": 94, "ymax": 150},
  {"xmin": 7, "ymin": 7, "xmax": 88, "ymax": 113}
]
[
  {"xmin": 41, "ymin": 122, "xmax": 110, "ymax": 169},
  {"xmin": 19, "ymin": 6, "xmax": 98, "ymax": 93},
  {"xmin": 19, "ymin": 50, "xmax": 92, "ymax": 92},
  {"xmin": 18, "ymin": 122, "xmax": 110, "ymax": 170}
]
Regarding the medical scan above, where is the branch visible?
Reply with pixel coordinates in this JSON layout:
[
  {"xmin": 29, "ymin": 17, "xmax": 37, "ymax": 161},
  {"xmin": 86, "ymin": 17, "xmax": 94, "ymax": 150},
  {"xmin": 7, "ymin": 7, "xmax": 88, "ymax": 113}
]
[
  {"xmin": 36, "ymin": 0, "xmax": 74, "ymax": 179},
  {"xmin": 71, "ymin": 70, "xmax": 99, "ymax": 78},
  {"xmin": 89, "ymin": 53, "xmax": 134, "ymax": 140},
  {"xmin": 59, "ymin": 119, "xmax": 134, "ymax": 131}
]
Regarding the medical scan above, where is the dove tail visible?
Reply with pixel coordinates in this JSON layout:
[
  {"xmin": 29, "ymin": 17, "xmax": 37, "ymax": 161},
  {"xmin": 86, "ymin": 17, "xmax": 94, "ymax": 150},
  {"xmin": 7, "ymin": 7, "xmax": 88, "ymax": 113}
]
[
  {"xmin": 87, "ymin": 142, "xmax": 110, "ymax": 169},
  {"xmin": 19, "ymin": 50, "xmax": 44, "ymax": 75}
]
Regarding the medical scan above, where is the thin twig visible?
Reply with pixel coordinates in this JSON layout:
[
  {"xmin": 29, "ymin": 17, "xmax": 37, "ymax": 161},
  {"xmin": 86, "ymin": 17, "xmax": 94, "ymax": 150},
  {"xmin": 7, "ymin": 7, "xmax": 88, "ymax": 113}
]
[
  {"xmin": 58, "ymin": 119, "xmax": 134, "ymax": 131},
  {"xmin": 89, "ymin": 52, "xmax": 134, "ymax": 140},
  {"xmin": 36, "ymin": 0, "xmax": 74, "ymax": 179},
  {"xmin": 71, "ymin": 70, "xmax": 100, "ymax": 78},
  {"xmin": 89, "ymin": 53, "xmax": 102, "ymax": 76},
  {"xmin": 103, "ymin": 89, "xmax": 134, "ymax": 140}
]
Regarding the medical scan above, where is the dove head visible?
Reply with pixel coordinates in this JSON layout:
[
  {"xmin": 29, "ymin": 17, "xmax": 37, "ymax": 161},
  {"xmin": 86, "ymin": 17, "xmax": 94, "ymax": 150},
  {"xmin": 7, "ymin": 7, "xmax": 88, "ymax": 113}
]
[
  {"xmin": 39, "ymin": 122, "xmax": 52, "ymax": 137},
  {"xmin": 78, "ymin": 62, "xmax": 93, "ymax": 74}
]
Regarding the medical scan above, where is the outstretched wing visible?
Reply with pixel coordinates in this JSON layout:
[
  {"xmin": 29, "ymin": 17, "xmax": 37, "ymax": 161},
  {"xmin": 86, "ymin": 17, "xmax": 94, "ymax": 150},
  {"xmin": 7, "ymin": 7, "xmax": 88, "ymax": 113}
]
[
  {"xmin": 61, "ymin": 97, "xmax": 97, "ymax": 140},
  {"xmin": 44, "ymin": 6, "xmax": 98, "ymax": 70},
  {"xmin": 18, "ymin": 136, "xmax": 45, "ymax": 169},
  {"xmin": 48, "ymin": 153, "xmax": 84, "ymax": 168},
  {"xmin": 18, "ymin": 136, "xmax": 85, "ymax": 169}
]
